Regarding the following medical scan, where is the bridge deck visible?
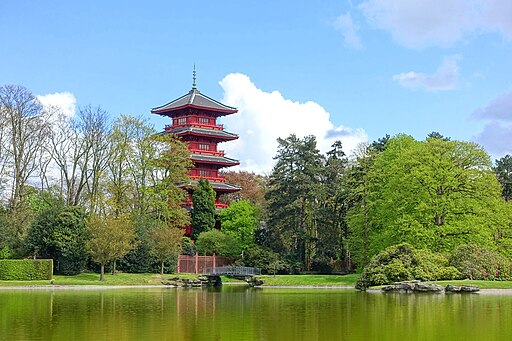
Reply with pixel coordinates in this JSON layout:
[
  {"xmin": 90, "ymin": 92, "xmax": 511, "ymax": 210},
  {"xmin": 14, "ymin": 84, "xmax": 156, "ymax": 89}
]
[{"xmin": 204, "ymin": 266, "xmax": 261, "ymax": 276}]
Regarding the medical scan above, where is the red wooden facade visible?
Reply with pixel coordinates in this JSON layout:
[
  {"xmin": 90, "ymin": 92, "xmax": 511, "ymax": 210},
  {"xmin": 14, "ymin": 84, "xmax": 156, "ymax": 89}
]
[{"xmin": 151, "ymin": 82, "xmax": 240, "ymax": 220}]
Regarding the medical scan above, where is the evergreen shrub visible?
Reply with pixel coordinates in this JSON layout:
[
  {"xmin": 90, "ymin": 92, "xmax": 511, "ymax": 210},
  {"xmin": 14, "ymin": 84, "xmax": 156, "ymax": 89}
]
[
  {"xmin": 355, "ymin": 243, "xmax": 459, "ymax": 290},
  {"xmin": 0, "ymin": 259, "xmax": 53, "ymax": 280}
]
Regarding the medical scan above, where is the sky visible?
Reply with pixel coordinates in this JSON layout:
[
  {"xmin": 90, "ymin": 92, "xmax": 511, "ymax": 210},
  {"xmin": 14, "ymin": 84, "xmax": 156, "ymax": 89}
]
[{"xmin": 1, "ymin": 0, "xmax": 512, "ymax": 173}]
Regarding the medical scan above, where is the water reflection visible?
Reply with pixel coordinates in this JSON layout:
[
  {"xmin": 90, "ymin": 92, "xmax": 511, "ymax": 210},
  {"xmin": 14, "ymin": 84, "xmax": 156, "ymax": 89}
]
[{"xmin": 0, "ymin": 287, "xmax": 512, "ymax": 340}]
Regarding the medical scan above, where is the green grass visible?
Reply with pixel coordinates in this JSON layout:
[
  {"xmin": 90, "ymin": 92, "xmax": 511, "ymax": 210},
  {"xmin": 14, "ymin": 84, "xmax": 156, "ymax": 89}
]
[
  {"xmin": 259, "ymin": 274, "xmax": 359, "ymax": 287},
  {"xmin": 429, "ymin": 280, "xmax": 512, "ymax": 289}
]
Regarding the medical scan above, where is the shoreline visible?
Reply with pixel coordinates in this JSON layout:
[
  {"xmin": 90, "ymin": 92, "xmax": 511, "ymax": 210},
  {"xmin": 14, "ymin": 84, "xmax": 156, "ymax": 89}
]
[{"xmin": 1, "ymin": 284, "xmax": 512, "ymax": 294}]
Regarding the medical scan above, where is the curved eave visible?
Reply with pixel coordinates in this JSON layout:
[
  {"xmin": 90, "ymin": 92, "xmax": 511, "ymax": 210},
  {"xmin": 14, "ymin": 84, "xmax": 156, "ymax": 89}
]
[
  {"xmin": 191, "ymin": 154, "xmax": 240, "ymax": 167},
  {"xmin": 164, "ymin": 127, "xmax": 239, "ymax": 141},
  {"xmin": 178, "ymin": 181, "xmax": 241, "ymax": 193},
  {"xmin": 152, "ymin": 104, "xmax": 237, "ymax": 117}
]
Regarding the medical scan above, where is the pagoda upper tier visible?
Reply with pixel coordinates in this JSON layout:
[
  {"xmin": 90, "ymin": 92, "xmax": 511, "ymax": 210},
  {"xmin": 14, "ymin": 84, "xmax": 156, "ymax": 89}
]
[{"xmin": 151, "ymin": 85, "xmax": 240, "ymax": 208}]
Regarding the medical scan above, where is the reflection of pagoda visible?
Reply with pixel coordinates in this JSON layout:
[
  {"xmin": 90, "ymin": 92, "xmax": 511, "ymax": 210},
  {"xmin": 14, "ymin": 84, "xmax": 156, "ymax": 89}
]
[{"xmin": 151, "ymin": 70, "xmax": 240, "ymax": 215}]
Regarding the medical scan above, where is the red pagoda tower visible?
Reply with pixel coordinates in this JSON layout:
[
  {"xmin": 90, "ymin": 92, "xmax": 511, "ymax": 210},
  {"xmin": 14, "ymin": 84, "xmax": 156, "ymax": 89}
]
[{"xmin": 151, "ymin": 73, "xmax": 240, "ymax": 213}]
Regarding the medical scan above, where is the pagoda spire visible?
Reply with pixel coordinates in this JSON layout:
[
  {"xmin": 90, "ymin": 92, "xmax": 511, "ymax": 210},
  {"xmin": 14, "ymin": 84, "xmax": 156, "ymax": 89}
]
[{"xmin": 192, "ymin": 64, "xmax": 197, "ymax": 89}]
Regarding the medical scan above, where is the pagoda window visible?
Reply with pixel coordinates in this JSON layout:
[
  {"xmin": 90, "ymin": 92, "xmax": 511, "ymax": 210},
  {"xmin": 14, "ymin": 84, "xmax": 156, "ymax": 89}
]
[
  {"xmin": 199, "ymin": 117, "xmax": 210, "ymax": 124},
  {"xmin": 178, "ymin": 117, "xmax": 186, "ymax": 125},
  {"xmin": 199, "ymin": 143, "xmax": 210, "ymax": 150},
  {"xmin": 199, "ymin": 169, "xmax": 210, "ymax": 177}
]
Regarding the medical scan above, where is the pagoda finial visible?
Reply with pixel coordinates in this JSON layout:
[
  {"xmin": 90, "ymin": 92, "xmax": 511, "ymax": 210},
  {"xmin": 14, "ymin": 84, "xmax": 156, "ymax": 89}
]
[{"xmin": 192, "ymin": 64, "xmax": 197, "ymax": 89}]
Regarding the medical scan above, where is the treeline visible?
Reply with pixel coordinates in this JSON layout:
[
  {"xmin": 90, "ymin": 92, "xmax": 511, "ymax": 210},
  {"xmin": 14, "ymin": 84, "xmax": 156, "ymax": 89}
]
[
  {"xmin": 2, "ymin": 83, "xmax": 512, "ymax": 280},
  {"xmin": 0, "ymin": 84, "xmax": 194, "ymax": 279},
  {"xmin": 234, "ymin": 133, "xmax": 512, "ymax": 277}
]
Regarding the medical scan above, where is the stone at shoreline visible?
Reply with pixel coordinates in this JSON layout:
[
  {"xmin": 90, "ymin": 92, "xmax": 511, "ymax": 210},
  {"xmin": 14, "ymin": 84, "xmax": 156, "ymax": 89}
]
[{"xmin": 381, "ymin": 281, "xmax": 478, "ymax": 293}]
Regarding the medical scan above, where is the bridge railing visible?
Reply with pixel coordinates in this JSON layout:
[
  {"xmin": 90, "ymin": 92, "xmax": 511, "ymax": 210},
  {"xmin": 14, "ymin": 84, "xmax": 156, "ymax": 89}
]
[{"xmin": 204, "ymin": 266, "xmax": 261, "ymax": 276}]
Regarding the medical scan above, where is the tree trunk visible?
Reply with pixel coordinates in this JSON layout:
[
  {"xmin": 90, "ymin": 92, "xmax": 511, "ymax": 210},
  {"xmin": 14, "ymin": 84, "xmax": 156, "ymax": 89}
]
[
  {"xmin": 112, "ymin": 260, "xmax": 116, "ymax": 275},
  {"xmin": 161, "ymin": 261, "xmax": 165, "ymax": 275},
  {"xmin": 100, "ymin": 264, "xmax": 105, "ymax": 281}
]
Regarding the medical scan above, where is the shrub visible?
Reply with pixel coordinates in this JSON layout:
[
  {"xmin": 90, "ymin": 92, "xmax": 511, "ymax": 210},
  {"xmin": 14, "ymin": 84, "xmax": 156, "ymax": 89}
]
[
  {"xmin": 236, "ymin": 245, "xmax": 287, "ymax": 275},
  {"xmin": 0, "ymin": 259, "xmax": 53, "ymax": 280},
  {"xmin": 449, "ymin": 244, "xmax": 512, "ymax": 280},
  {"xmin": 356, "ymin": 243, "xmax": 460, "ymax": 290}
]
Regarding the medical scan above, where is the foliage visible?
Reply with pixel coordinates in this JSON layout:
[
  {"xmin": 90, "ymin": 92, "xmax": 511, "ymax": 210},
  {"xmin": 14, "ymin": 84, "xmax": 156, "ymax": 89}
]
[
  {"xmin": 195, "ymin": 229, "xmax": 241, "ymax": 259},
  {"xmin": 0, "ymin": 259, "xmax": 53, "ymax": 280},
  {"xmin": 495, "ymin": 154, "xmax": 512, "ymax": 201},
  {"xmin": 86, "ymin": 214, "xmax": 137, "ymax": 281},
  {"xmin": 148, "ymin": 224, "xmax": 183, "ymax": 275},
  {"xmin": 219, "ymin": 200, "xmax": 258, "ymax": 250},
  {"xmin": 265, "ymin": 134, "xmax": 325, "ymax": 271},
  {"xmin": 25, "ymin": 204, "xmax": 88, "ymax": 275},
  {"xmin": 191, "ymin": 178, "xmax": 216, "ymax": 239},
  {"xmin": 0, "ymin": 245, "xmax": 10, "ymax": 259},
  {"xmin": 449, "ymin": 244, "xmax": 512, "ymax": 280},
  {"xmin": 349, "ymin": 135, "xmax": 507, "ymax": 267},
  {"xmin": 221, "ymin": 170, "xmax": 267, "ymax": 212},
  {"xmin": 181, "ymin": 236, "xmax": 196, "ymax": 256},
  {"xmin": 355, "ymin": 243, "xmax": 460, "ymax": 290},
  {"xmin": 237, "ymin": 245, "xmax": 287, "ymax": 275}
]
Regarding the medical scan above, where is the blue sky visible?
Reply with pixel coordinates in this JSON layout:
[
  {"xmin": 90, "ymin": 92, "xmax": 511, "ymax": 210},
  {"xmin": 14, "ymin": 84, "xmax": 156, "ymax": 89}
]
[{"xmin": 1, "ymin": 0, "xmax": 511, "ymax": 172}]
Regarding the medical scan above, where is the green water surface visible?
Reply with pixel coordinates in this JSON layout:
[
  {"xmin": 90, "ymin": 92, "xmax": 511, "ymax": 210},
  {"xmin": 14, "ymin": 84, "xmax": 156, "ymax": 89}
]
[{"xmin": 0, "ymin": 287, "xmax": 511, "ymax": 340}]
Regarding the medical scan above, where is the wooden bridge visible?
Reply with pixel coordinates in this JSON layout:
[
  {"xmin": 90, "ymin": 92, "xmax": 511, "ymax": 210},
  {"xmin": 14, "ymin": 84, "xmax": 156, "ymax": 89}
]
[{"xmin": 204, "ymin": 266, "xmax": 263, "ymax": 286}]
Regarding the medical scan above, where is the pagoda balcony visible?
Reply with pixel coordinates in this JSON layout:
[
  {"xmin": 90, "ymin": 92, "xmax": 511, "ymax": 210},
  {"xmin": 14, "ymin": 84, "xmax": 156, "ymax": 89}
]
[
  {"xmin": 215, "ymin": 202, "xmax": 229, "ymax": 209},
  {"xmin": 166, "ymin": 119, "xmax": 224, "ymax": 131},
  {"xmin": 189, "ymin": 175, "xmax": 227, "ymax": 183},
  {"xmin": 190, "ymin": 149, "xmax": 225, "ymax": 157}
]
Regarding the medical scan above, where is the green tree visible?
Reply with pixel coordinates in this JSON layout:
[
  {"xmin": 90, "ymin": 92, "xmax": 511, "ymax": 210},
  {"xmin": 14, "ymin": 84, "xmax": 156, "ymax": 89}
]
[
  {"xmin": 219, "ymin": 199, "xmax": 258, "ymax": 251},
  {"xmin": 86, "ymin": 214, "xmax": 136, "ymax": 281},
  {"xmin": 191, "ymin": 178, "xmax": 216, "ymax": 240},
  {"xmin": 148, "ymin": 223, "xmax": 183, "ymax": 275},
  {"xmin": 495, "ymin": 154, "xmax": 512, "ymax": 201},
  {"xmin": 265, "ymin": 134, "xmax": 324, "ymax": 271},
  {"xmin": 25, "ymin": 204, "xmax": 88, "ymax": 275},
  {"xmin": 353, "ymin": 135, "xmax": 506, "ymax": 261},
  {"xmin": 195, "ymin": 229, "xmax": 241, "ymax": 259}
]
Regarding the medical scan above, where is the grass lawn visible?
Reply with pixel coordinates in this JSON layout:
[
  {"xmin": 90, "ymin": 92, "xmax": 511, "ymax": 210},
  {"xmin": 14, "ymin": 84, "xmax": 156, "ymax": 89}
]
[{"xmin": 259, "ymin": 274, "xmax": 359, "ymax": 287}]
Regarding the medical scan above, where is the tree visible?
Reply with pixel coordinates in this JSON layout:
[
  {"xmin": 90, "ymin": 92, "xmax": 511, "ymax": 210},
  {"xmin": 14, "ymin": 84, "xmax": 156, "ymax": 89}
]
[
  {"xmin": 354, "ymin": 135, "xmax": 506, "ymax": 261},
  {"xmin": 495, "ymin": 154, "xmax": 512, "ymax": 201},
  {"xmin": 148, "ymin": 134, "xmax": 192, "ymax": 226},
  {"xmin": 148, "ymin": 223, "xmax": 183, "ymax": 275},
  {"xmin": 86, "ymin": 214, "xmax": 136, "ymax": 281},
  {"xmin": 25, "ymin": 202, "xmax": 88, "ymax": 275},
  {"xmin": 219, "ymin": 200, "xmax": 258, "ymax": 251},
  {"xmin": 265, "ymin": 134, "xmax": 324, "ymax": 271},
  {"xmin": 221, "ymin": 170, "xmax": 267, "ymax": 211},
  {"xmin": 191, "ymin": 178, "xmax": 216, "ymax": 240},
  {"xmin": 195, "ymin": 229, "xmax": 241, "ymax": 259}
]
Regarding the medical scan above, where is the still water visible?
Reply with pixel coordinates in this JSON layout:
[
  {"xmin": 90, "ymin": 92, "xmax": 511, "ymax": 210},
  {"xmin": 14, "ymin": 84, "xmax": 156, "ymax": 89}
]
[{"xmin": 1, "ymin": 286, "xmax": 511, "ymax": 341}]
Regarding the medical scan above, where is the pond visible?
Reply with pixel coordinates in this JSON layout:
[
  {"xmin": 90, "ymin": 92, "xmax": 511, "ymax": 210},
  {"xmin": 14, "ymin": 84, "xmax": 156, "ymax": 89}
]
[{"xmin": 1, "ymin": 286, "xmax": 511, "ymax": 340}]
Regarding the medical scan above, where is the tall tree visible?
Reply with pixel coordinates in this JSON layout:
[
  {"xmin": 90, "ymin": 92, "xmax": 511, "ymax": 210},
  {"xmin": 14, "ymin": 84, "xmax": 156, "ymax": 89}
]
[
  {"xmin": 355, "ymin": 135, "xmax": 506, "ymax": 260},
  {"xmin": 265, "ymin": 134, "xmax": 324, "ymax": 271},
  {"xmin": 495, "ymin": 154, "xmax": 512, "ymax": 201},
  {"xmin": 191, "ymin": 178, "xmax": 216, "ymax": 240},
  {"xmin": 221, "ymin": 170, "xmax": 267, "ymax": 210}
]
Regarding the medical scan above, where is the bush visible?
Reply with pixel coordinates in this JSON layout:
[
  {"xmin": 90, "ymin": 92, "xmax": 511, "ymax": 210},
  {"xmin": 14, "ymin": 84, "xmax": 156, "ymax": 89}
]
[
  {"xmin": 236, "ymin": 245, "xmax": 287, "ymax": 275},
  {"xmin": 0, "ymin": 259, "xmax": 53, "ymax": 280},
  {"xmin": 356, "ymin": 243, "xmax": 460, "ymax": 290},
  {"xmin": 449, "ymin": 244, "xmax": 512, "ymax": 280}
]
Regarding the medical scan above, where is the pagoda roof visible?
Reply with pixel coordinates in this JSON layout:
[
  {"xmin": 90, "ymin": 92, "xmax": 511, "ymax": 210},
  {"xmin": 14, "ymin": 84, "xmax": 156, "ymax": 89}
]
[
  {"xmin": 151, "ymin": 88, "xmax": 237, "ymax": 116},
  {"xmin": 191, "ymin": 154, "xmax": 239, "ymax": 167},
  {"xmin": 179, "ymin": 180, "xmax": 241, "ymax": 193},
  {"xmin": 164, "ymin": 126, "xmax": 238, "ymax": 141}
]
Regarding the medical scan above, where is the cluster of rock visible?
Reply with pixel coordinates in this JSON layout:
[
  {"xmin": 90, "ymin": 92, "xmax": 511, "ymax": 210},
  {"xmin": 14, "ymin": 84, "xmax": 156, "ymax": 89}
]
[
  {"xmin": 161, "ymin": 275, "xmax": 264, "ymax": 288},
  {"xmin": 381, "ymin": 280, "xmax": 479, "ymax": 293}
]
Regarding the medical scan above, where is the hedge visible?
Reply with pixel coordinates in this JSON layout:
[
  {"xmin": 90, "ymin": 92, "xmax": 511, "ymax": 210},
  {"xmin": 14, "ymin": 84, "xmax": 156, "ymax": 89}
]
[{"xmin": 0, "ymin": 259, "xmax": 53, "ymax": 280}]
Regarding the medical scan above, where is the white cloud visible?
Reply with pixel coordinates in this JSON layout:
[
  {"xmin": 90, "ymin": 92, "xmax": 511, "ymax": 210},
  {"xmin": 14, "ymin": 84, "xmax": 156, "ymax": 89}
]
[
  {"xmin": 219, "ymin": 73, "xmax": 368, "ymax": 173},
  {"xmin": 359, "ymin": 0, "xmax": 512, "ymax": 48},
  {"xmin": 393, "ymin": 55, "xmax": 461, "ymax": 90},
  {"xmin": 473, "ymin": 90, "xmax": 512, "ymax": 156},
  {"xmin": 334, "ymin": 13, "xmax": 363, "ymax": 50},
  {"xmin": 37, "ymin": 92, "xmax": 76, "ymax": 120}
]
